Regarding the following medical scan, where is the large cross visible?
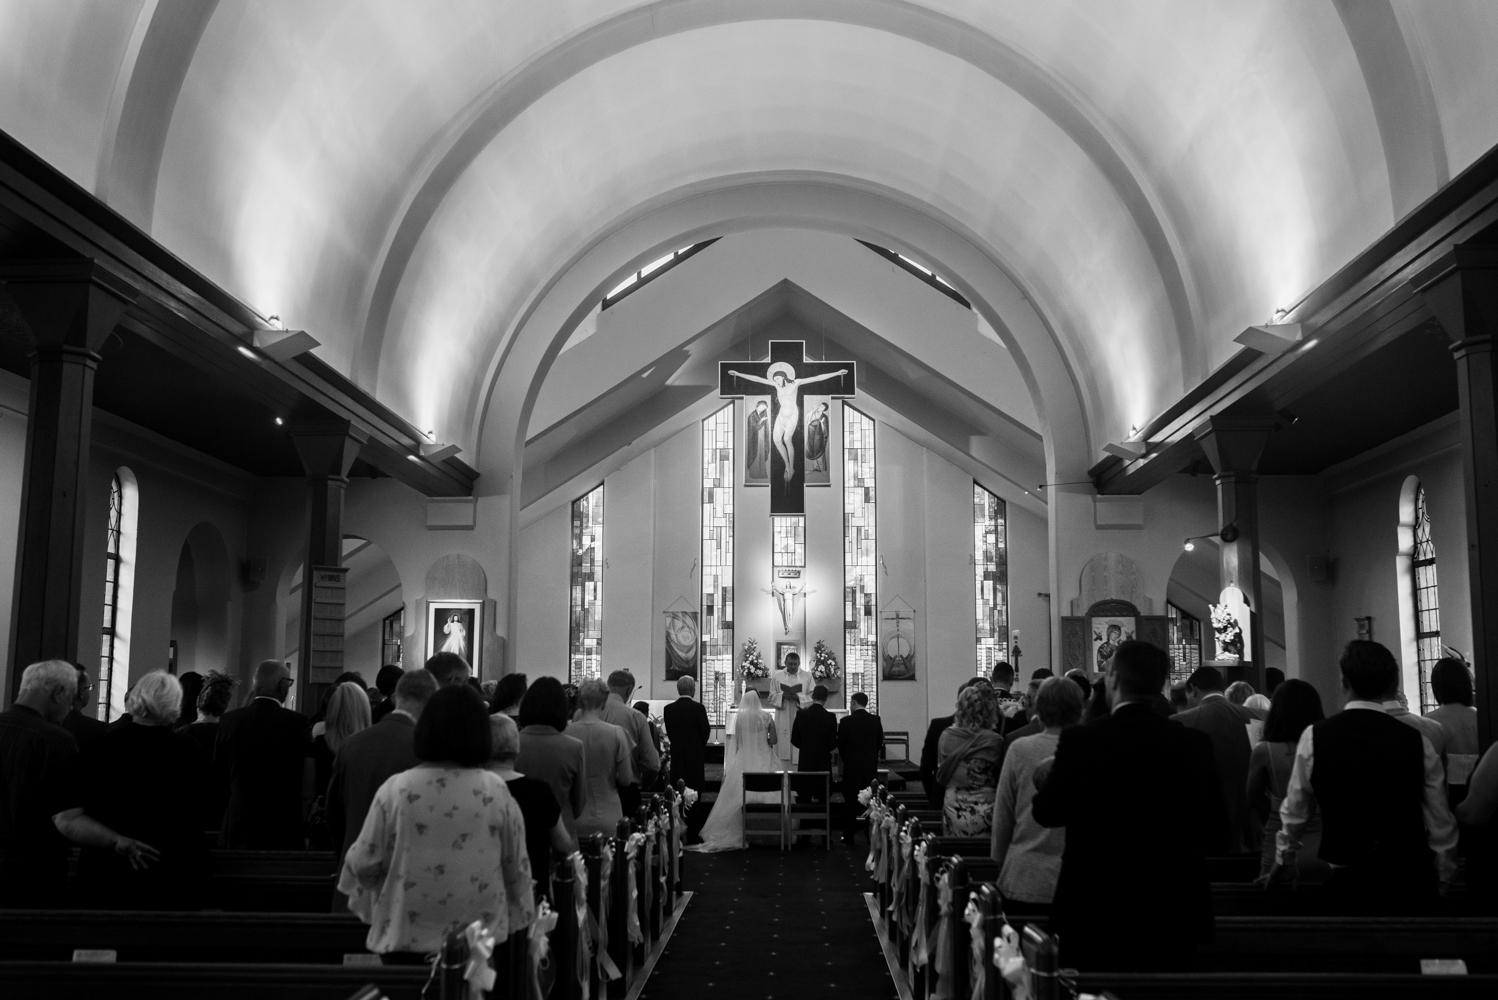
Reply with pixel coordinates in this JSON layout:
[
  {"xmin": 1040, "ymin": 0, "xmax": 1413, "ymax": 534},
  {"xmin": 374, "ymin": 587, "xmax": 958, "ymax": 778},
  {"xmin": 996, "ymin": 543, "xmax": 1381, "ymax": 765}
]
[{"xmin": 720, "ymin": 340, "xmax": 856, "ymax": 515}]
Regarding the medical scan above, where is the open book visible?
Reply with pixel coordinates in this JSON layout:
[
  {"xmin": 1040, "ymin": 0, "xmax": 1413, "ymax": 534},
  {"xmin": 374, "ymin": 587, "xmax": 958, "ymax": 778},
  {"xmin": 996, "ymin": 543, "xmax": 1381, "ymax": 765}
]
[{"xmin": 779, "ymin": 682, "xmax": 804, "ymax": 698}]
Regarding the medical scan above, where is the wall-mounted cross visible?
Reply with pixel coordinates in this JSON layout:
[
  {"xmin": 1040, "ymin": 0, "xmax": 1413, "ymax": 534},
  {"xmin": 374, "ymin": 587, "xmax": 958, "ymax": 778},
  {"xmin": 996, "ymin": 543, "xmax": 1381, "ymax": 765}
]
[{"xmin": 720, "ymin": 340, "xmax": 856, "ymax": 515}]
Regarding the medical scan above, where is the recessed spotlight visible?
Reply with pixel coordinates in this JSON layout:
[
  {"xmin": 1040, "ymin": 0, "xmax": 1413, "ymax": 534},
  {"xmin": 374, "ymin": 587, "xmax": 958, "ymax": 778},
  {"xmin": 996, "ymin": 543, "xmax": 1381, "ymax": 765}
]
[
  {"xmin": 236, "ymin": 345, "xmax": 258, "ymax": 360},
  {"xmin": 274, "ymin": 417, "xmax": 283, "ymax": 426},
  {"xmin": 1300, "ymin": 338, "xmax": 1319, "ymax": 351},
  {"xmin": 406, "ymin": 454, "xmax": 421, "ymax": 463},
  {"xmin": 1183, "ymin": 540, "xmax": 1195, "ymax": 552}
]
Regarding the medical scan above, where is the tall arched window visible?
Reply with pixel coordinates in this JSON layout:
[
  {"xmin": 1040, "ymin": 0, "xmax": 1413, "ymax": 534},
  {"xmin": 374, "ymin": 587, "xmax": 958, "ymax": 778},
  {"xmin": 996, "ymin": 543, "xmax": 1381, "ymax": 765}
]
[
  {"xmin": 99, "ymin": 469, "xmax": 139, "ymax": 721},
  {"xmin": 1411, "ymin": 484, "xmax": 1442, "ymax": 714}
]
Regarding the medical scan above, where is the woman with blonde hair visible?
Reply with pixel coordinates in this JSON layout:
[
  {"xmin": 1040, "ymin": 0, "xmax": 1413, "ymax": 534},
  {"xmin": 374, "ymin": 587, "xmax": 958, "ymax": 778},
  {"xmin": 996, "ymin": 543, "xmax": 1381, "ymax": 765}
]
[
  {"xmin": 306, "ymin": 682, "xmax": 371, "ymax": 848},
  {"xmin": 936, "ymin": 682, "xmax": 1005, "ymax": 836}
]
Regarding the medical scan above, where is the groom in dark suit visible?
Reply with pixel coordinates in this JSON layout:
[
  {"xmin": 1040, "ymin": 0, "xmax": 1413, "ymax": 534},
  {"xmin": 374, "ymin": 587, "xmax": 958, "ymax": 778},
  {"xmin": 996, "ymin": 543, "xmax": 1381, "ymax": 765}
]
[
  {"xmin": 791, "ymin": 685, "xmax": 839, "ymax": 796},
  {"xmin": 663, "ymin": 675, "xmax": 711, "ymax": 840}
]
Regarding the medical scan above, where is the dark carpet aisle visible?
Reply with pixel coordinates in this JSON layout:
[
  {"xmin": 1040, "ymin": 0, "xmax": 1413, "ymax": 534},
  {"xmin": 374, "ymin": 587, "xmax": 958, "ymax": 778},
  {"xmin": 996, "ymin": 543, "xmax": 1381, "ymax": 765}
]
[{"xmin": 642, "ymin": 843, "xmax": 898, "ymax": 1000}]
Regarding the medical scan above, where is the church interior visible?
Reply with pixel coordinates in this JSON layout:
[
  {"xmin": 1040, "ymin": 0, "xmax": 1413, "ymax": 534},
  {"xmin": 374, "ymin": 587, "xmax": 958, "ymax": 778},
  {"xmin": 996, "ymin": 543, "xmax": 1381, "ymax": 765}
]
[{"xmin": 3, "ymin": 2, "xmax": 1498, "ymax": 997}]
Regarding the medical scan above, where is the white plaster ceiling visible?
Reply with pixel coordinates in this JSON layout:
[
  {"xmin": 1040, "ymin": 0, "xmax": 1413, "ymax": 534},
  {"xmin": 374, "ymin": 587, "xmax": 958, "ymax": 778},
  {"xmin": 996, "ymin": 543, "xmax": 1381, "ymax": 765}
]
[{"xmin": 2, "ymin": 0, "xmax": 1496, "ymax": 482}]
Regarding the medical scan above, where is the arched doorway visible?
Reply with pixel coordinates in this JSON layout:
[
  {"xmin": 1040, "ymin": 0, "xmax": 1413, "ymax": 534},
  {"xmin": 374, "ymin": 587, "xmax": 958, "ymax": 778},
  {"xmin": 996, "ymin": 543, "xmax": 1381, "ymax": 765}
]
[{"xmin": 169, "ymin": 522, "xmax": 232, "ymax": 676}]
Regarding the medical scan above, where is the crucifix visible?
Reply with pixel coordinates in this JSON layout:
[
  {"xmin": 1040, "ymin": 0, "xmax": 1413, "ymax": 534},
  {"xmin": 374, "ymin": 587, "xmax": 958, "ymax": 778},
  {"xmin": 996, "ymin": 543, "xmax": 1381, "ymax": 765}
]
[{"xmin": 720, "ymin": 340, "xmax": 857, "ymax": 514}]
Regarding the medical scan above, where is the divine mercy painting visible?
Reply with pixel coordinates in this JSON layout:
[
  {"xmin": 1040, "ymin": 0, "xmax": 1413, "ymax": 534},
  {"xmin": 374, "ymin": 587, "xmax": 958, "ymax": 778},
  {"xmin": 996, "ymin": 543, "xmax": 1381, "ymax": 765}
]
[{"xmin": 427, "ymin": 600, "xmax": 483, "ymax": 674}]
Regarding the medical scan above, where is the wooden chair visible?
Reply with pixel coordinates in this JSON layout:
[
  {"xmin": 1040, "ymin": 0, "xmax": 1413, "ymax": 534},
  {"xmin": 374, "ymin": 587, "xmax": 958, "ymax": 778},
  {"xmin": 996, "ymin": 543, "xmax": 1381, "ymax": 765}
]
[
  {"xmin": 743, "ymin": 772, "xmax": 788, "ymax": 849},
  {"xmin": 881, "ymin": 731, "xmax": 911, "ymax": 762},
  {"xmin": 786, "ymin": 771, "xmax": 832, "ymax": 848}
]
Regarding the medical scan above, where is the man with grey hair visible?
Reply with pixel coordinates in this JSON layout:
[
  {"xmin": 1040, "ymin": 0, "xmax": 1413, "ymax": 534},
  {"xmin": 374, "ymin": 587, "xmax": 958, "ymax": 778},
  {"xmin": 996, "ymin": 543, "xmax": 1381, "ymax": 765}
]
[
  {"xmin": 601, "ymin": 669, "xmax": 660, "ymax": 816},
  {"xmin": 215, "ymin": 659, "xmax": 312, "ymax": 848},
  {"xmin": 1, "ymin": 660, "xmax": 147, "ymax": 906},
  {"xmin": 328, "ymin": 668, "xmax": 438, "ymax": 864},
  {"xmin": 61, "ymin": 664, "xmax": 108, "ymax": 753}
]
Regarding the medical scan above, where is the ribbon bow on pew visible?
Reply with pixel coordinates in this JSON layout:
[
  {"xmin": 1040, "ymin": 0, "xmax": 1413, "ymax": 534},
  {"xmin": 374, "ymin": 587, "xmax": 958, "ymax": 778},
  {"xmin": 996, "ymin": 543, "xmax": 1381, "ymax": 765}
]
[
  {"xmin": 992, "ymin": 923, "xmax": 1029, "ymax": 1000},
  {"xmin": 461, "ymin": 921, "xmax": 497, "ymax": 999}
]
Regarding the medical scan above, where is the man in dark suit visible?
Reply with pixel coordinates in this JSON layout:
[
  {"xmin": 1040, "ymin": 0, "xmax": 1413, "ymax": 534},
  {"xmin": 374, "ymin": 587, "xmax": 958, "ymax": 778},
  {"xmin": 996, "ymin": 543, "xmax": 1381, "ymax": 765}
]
[
  {"xmin": 1270, "ymin": 641, "xmax": 1457, "ymax": 911},
  {"xmin": 215, "ymin": 659, "xmax": 312, "ymax": 849},
  {"xmin": 920, "ymin": 676, "xmax": 989, "ymax": 808},
  {"xmin": 662, "ymin": 676, "xmax": 711, "ymax": 840},
  {"xmin": 791, "ymin": 684, "xmax": 839, "ymax": 793},
  {"xmin": 837, "ymin": 691, "xmax": 883, "ymax": 845},
  {"xmin": 1033, "ymin": 641, "xmax": 1225, "ymax": 971},
  {"xmin": 60, "ymin": 665, "xmax": 109, "ymax": 753},
  {"xmin": 327, "ymin": 668, "xmax": 437, "ymax": 860},
  {"xmin": 1174, "ymin": 665, "xmax": 1258, "ymax": 853}
]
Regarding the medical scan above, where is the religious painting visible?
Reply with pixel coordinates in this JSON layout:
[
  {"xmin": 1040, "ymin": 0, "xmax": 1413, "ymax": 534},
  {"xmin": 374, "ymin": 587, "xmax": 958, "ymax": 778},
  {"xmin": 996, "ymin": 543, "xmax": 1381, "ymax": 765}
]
[
  {"xmin": 775, "ymin": 640, "xmax": 802, "ymax": 671},
  {"xmin": 744, "ymin": 399, "xmax": 771, "ymax": 486},
  {"xmin": 427, "ymin": 600, "xmax": 483, "ymax": 674},
  {"xmin": 1091, "ymin": 616, "xmax": 1135, "ymax": 672},
  {"xmin": 880, "ymin": 608, "xmax": 916, "ymax": 681},
  {"xmin": 664, "ymin": 610, "xmax": 700, "ymax": 680},
  {"xmin": 721, "ymin": 341, "xmax": 856, "ymax": 515},
  {"xmin": 802, "ymin": 395, "xmax": 831, "ymax": 486}
]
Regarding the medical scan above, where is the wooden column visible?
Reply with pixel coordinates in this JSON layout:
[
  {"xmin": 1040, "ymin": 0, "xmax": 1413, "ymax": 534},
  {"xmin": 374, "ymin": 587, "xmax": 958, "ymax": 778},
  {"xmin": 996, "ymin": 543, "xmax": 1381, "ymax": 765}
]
[
  {"xmin": 1415, "ymin": 245, "xmax": 1498, "ymax": 749},
  {"xmin": 2, "ymin": 261, "xmax": 136, "ymax": 700},
  {"xmin": 288, "ymin": 421, "xmax": 366, "ymax": 714},
  {"xmin": 1192, "ymin": 415, "xmax": 1276, "ymax": 693}
]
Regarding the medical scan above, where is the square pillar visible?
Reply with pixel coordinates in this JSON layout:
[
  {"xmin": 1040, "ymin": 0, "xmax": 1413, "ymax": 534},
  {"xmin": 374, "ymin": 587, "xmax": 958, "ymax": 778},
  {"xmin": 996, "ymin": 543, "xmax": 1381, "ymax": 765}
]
[
  {"xmin": 1415, "ymin": 244, "xmax": 1498, "ymax": 749},
  {"xmin": 2, "ymin": 261, "xmax": 136, "ymax": 700}
]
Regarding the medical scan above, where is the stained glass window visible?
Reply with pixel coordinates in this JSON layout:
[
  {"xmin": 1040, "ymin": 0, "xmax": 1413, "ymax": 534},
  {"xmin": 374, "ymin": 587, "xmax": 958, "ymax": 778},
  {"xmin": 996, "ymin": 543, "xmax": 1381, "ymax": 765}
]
[
  {"xmin": 701, "ymin": 406, "xmax": 734, "ymax": 726},
  {"xmin": 844, "ymin": 406, "xmax": 877, "ymax": 715},
  {"xmin": 569, "ymin": 484, "xmax": 604, "ymax": 685},
  {"xmin": 1412, "ymin": 484, "xmax": 1441, "ymax": 714},
  {"xmin": 98, "ymin": 473, "xmax": 124, "ymax": 721},
  {"xmin": 973, "ymin": 484, "xmax": 1008, "ymax": 676},
  {"xmin": 1166, "ymin": 602, "xmax": 1202, "ymax": 689}
]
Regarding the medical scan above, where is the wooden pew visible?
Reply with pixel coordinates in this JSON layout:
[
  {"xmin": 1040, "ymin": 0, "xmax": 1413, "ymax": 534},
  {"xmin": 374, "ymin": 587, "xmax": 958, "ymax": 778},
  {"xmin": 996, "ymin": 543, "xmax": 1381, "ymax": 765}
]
[
  {"xmin": 0, "ymin": 909, "xmax": 369, "ymax": 964},
  {"xmin": 1068, "ymin": 971, "xmax": 1498, "ymax": 999},
  {"xmin": 0, "ymin": 961, "xmax": 431, "ymax": 1000}
]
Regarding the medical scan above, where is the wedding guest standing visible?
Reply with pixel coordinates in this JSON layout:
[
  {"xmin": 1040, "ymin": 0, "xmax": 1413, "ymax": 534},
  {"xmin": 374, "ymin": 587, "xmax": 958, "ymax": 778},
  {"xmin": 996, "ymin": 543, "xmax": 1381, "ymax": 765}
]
[
  {"xmin": 1033, "ymin": 641, "xmax": 1224, "ymax": 971},
  {"xmin": 1246, "ymin": 679, "xmax": 1328, "ymax": 882},
  {"xmin": 61, "ymin": 665, "xmax": 108, "ymax": 753},
  {"xmin": 1458, "ymin": 741, "xmax": 1498, "ymax": 911},
  {"xmin": 935, "ymin": 683, "xmax": 1005, "ymax": 837},
  {"xmin": 517, "ymin": 677, "xmax": 587, "ymax": 838},
  {"xmin": 1175, "ymin": 666, "xmax": 1257, "ymax": 853},
  {"xmin": 215, "ymin": 660, "xmax": 312, "ymax": 849},
  {"xmin": 71, "ymin": 671, "xmax": 209, "ymax": 909},
  {"xmin": 1426, "ymin": 657, "xmax": 1479, "ymax": 807},
  {"xmin": 990, "ymin": 677, "xmax": 1085, "ymax": 914},
  {"xmin": 370, "ymin": 665, "xmax": 403, "ymax": 723},
  {"xmin": 837, "ymin": 692, "xmax": 883, "ymax": 845},
  {"xmin": 920, "ymin": 678, "xmax": 987, "ymax": 808},
  {"xmin": 1272, "ymin": 641, "xmax": 1457, "ymax": 912},
  {"xmin": 338, "ymin": 686, "xmax": 533, "ymax": 955},
  {"xmin": 328, "ymin": 669, "xmax": 436, "ymax": 882},
  {"xmin": 600, "ymin": 671, "xmax": 659, "ymax": 814},
  {"xmin": 566, "ymin": 679, "xmax": 636, "ymax": 839},
  {"xmin": 489, "ymin": 713, "xmax": 572, "ymax": 900},
  {"xmin": 175, "ymin": 672, "xmax": 204, "ymax": 728},
  {"xmin": 490, "ymin": 673, "xmax": 528, "ymax": 719}
]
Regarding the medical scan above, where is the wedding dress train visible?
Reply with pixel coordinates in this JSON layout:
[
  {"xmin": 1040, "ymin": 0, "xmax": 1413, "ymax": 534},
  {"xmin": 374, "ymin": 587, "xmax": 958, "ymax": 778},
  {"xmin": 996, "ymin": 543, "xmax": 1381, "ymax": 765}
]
[{"xmin": 689, "ymin": 691, "xmax": 784, "ymax": 852}]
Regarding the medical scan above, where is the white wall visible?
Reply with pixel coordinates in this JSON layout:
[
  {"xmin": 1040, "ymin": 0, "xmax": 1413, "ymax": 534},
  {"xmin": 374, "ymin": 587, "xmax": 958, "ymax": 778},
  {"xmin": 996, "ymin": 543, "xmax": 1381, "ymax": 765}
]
[{"xmin": 515, "ymin": 503, "xmax": 571, "ymax": 680}]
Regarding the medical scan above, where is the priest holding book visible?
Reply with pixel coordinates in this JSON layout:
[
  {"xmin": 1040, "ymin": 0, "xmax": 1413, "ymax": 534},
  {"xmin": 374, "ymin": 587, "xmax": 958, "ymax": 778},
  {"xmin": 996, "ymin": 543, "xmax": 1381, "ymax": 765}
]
[{"xmin": 770, "ymin": 653, "xmax": 812, "ymax": 765}]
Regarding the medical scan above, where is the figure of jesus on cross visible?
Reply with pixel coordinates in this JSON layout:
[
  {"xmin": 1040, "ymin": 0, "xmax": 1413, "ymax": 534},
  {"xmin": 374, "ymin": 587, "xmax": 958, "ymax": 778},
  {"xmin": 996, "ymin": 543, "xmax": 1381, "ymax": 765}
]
[{"xmin": 721, "ymin": 341, "xmax": 857, "ymax": 515}]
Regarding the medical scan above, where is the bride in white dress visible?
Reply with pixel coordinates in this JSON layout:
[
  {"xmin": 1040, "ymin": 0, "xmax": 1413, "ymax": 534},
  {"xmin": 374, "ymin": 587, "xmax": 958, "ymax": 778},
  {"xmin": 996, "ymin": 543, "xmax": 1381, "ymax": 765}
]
[{"xmin": 689, "ymin": 689, "xmax": 785, "ymax": 852}]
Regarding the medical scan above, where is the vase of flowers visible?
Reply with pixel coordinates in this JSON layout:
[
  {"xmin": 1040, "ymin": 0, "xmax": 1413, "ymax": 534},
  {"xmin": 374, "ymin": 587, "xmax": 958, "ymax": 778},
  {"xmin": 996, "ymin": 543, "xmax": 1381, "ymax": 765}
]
[
  {"xmin": 740, "ymin": 637, "xmax": 771, "ymax": 695},
  {"xmin": 1210, "ymin": 603, "xmax": 1244, "ymax": 660},
  {"xmin": 810, "ymin": 639, "xmax": 840, "ymax": 692}
]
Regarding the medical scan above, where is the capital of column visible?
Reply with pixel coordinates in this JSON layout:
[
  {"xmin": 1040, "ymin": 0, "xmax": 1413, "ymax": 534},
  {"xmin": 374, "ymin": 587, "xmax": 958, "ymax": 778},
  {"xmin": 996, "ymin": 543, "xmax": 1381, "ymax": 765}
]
[
  {"xmin": 288, "ymin": 420, "xmax": 369, "ymax": 480},
  {"xmin": 0, "ymin": 259, "xmax": 137, "ymax": 353},
  {"xmin": 1413, "ymin": 244, "xmax": 1498, "ymax": 346},
  {"xmin": 1191, "ymin": 414, "xmax": 1278, "ymax": 477}
]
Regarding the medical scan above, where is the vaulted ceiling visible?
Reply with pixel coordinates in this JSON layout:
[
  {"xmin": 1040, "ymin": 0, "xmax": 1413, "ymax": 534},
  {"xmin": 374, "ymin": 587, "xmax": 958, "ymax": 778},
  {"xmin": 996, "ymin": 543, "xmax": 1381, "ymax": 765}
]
[{"xmin": 3, "ymin": 1, "xmax": 1496, "ymax": 488}]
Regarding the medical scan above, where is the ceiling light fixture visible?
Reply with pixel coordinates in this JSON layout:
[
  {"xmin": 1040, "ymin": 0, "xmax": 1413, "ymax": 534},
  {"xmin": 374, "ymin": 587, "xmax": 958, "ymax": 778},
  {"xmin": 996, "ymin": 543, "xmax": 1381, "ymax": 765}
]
[
  {"xmin": 236, "ymin": 345, "xmax": 258, "ymax": 360},
  {"xmin": 406, "ymin": 454, "xmax": 421, "ymax": 463},
  {"xmin": 274, "ymin": 417, "xmax": 283, "ymax": 426},
  {"xmin": 1234, "ymin": 321, "xmax": 1305, "ymax": 355},
  {"xmin": 1183, "ymin": 523, "xmax": 1241, "ymax": 551}
]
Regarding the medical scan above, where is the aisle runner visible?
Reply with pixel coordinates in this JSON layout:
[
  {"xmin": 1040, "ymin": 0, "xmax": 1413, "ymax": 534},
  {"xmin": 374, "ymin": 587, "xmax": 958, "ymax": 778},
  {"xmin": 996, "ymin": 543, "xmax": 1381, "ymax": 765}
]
[{"xmin": 641, "ymin": 845, "xmax": 897, "ymax": 1000}]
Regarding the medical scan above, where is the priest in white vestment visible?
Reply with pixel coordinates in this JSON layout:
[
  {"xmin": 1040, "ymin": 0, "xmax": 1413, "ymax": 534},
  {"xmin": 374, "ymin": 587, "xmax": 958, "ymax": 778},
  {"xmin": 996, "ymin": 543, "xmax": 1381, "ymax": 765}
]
[{"xmin": 769, "ymin": 653, "xmax": 812, "ymax": 764}]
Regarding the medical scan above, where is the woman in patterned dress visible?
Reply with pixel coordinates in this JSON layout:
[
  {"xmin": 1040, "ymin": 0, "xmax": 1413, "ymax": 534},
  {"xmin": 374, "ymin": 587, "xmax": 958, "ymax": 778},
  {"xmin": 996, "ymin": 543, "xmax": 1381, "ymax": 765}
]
[
  {"xmin": 936, "ymin": 682, "xmax": 1005, "ymax": 837},
  {"xmin": 338, "ymin": 685, "xmax": 534, "ymax": 956}
]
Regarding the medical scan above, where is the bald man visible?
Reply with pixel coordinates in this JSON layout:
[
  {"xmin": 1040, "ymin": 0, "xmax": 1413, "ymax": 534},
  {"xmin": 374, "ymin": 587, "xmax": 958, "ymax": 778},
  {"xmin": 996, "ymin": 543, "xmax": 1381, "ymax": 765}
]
[{"xmin": 214, "ymin": 660, "xmax": 312, "ymax": 848}]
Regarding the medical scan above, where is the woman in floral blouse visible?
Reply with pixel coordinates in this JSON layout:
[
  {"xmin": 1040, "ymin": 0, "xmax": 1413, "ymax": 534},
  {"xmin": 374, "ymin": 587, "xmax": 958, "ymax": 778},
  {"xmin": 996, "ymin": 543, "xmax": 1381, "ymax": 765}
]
[
  {"xmin": 935, "ymin": 682, "xmax": 1005, "ymax": 837},
  {"xmin": 339, "ymin": 685, "xmax": 534, "ymax": 955}
]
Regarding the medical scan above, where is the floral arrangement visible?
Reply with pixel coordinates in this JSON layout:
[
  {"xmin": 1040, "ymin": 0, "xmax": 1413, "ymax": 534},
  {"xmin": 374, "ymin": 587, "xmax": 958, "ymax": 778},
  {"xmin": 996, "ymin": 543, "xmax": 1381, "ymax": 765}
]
[
  {"xmin": 1210, "ymin": 603, "xmax": 1244, "ymax": 659},
  {"xmin": 741, "ymin": 637, "xmax": 769, "ymax": 678},
  {"xmin": 810, "ymin": 639, "xmax": 839, "ymax": 681},
  {"xmin": 857, "ymin": 786, "xmax": 874, "ymax": 808},
  {"xmin": 682, "ymin": 787, "xmax": 699, "ymax": 809}
]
